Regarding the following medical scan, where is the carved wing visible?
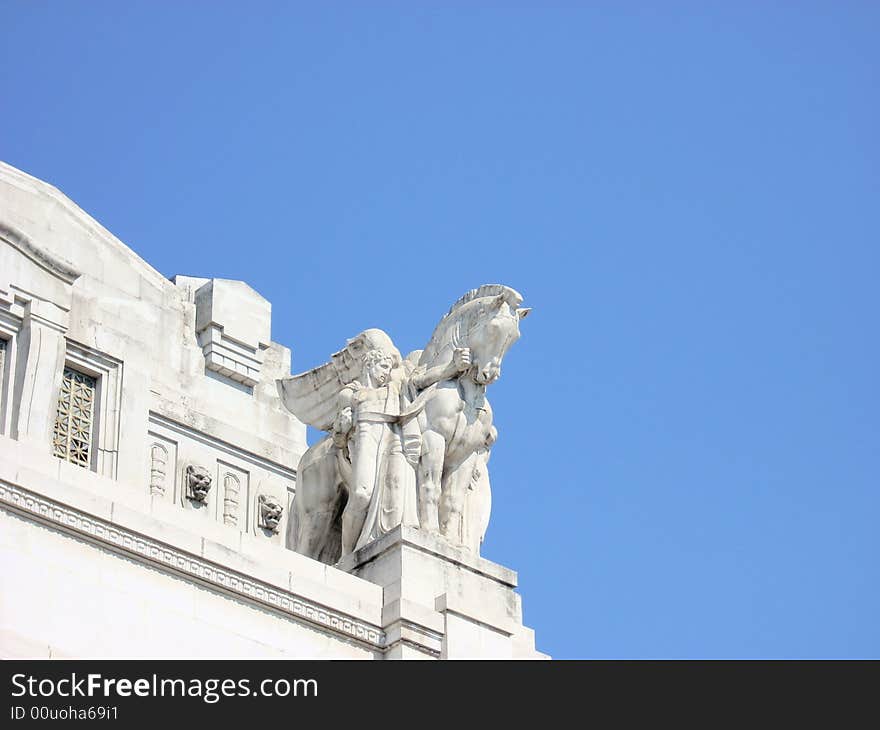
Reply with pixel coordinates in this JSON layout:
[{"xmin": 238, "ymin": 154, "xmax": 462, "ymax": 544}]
[{"xmin": 277, "ymin": 328, "xmax": 400, "ymax": 431}]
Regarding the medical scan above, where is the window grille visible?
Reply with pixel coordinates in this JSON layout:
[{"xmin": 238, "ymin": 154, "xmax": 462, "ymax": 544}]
[{"xmin": 52, "ymin": 367, "xmax": 97, "ymax": 467}]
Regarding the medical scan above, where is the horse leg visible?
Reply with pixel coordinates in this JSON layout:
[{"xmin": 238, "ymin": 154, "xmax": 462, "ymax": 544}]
[
  {"xmin": 465, "ymin": 449, "xmax": 492, "ymax": 553},
  {"xmin": 293, "ymin": 443, "xmax": 344, "ymax": 561},
  {"xmin": 417, "ymin": 430, "xmax": 446, "ymax": 534},
  {"xmin": 439, "ymin": 452, "xmax": 475, "ymax": 546},
  {"xmin": 295, "ymin": 493, "xmax": 343, "ymax": 560}
]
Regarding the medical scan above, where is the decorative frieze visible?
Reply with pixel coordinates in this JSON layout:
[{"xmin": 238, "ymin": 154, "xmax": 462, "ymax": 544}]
[
  {"xmin": 149, "ymin": 413, "xmax": 291, "ymax": 538},
  {"xmin": 148, "ymin": 412, "xmax": 295, "ymax": 483}
]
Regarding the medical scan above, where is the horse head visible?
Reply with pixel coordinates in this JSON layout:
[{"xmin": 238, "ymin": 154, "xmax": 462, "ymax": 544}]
[
  {"xmin": 467, "ymin": 289, "xmax": 531, "ymax": 385},
  {"xmin": 420, "ymin": 285, "xmax": 530, "ymax": 386}
]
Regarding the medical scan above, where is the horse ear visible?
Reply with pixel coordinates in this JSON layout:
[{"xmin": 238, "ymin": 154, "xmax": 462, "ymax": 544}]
[{"xmin": 517, "ymin": 307, "xmax": 532, "ymax": 320}]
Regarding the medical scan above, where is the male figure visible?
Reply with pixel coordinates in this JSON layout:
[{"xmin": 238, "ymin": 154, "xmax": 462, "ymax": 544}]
[
  {"xmin": 336, "ymin": 342, "xmax": 474, "ymax": 556},
  {"xmin": 338, "ymin": 346, "xmax": 409, "ymax": 555}
]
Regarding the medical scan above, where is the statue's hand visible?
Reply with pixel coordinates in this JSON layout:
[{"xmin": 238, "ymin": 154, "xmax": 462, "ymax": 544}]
[
  {"xmin": 347, "ymin": 380, "xmax": 364, "ymax": 392},
  {"xmin": 335, "ymin": 407, "xmax": 354, "ymax": 435},
  {"xmin": 452, "ymin": 347, "xmax": 472, "ymax": 373}
]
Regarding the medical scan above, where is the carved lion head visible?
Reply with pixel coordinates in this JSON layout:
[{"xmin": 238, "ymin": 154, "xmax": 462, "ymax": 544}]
[
  {"xmin": 258, "ymin": 494, "xmax": 284, "ymax": 532},
  {"xmin": 185, "ymin": 464, "xmax": 212, "ymax": 502}
]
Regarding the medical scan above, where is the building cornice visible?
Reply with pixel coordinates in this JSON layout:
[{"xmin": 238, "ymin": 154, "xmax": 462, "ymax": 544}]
[{"xmin": 0, "ymin": 480, "xmax": 385, "ymax": 650}]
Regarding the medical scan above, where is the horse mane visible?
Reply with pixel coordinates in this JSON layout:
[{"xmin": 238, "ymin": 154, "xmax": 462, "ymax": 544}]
[
  {"xmin": 442, "ymin": 284, "xmax": 523, "ymax": 319},
  {"xmin": 419, "ymin": 285, "xmax": 523, "ymax": 367}
]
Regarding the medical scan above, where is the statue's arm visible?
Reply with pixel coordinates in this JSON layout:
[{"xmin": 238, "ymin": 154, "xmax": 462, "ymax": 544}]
[
  {"xmin": 410, "ymin": 348, "xmax": 471, "ymax": 390},
  {"xmin": 332, "ymin": 385, "xmax": 357, "ymax": 446}
]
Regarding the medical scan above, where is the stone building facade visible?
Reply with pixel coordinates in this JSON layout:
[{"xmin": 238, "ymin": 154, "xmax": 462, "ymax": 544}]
[{"xmin": 0, "ymin": 161, "xmax": 546, "ymax": 659}]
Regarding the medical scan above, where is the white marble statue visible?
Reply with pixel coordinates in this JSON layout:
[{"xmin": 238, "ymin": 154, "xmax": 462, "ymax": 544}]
[{"xmin": 278, "ymin": 285, "xmax": 529, "ymax": 563}]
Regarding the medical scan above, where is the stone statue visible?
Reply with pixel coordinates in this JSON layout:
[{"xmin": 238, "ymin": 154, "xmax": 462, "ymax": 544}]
[
  {"xmin": 278, "ymin": 285, "xmax": 529, "ymax": 563},
  {"xmin": 278, "ymin": 329, "xmax": 420, "ymax": 562},
  {"xmin": 336, "ymin": 339, "xmax": 416, "ymax": 555}
]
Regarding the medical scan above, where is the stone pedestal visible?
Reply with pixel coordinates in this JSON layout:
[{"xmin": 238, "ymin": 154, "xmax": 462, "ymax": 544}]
[{"xmin": 338, "ymin": 526, "xmax": 546, "ymax": 659}]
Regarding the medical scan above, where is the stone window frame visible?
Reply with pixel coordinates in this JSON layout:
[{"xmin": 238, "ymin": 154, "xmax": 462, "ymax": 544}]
[
  {"xmin": 58, "ymin": 340, "xmax": 123, "ymax": 478},
  {"xmin": 0, "ymin": 310, "xmax": 19, "ymax": 437}
]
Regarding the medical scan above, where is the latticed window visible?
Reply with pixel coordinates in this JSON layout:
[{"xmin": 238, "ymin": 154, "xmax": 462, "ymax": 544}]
[{"xmin": 52, "ymin": 367, "xmax": 97, "ymax": 467}]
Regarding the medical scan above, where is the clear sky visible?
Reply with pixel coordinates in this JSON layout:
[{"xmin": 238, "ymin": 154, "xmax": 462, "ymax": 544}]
[{"xmin": 2, "ymin": 3, "xmax": 877, "ymax": 659}]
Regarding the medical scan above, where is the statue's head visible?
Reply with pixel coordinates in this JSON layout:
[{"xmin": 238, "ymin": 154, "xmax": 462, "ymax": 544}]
[
  {"xmin": 185, "ymin": 464, "xmax": 212, "ymax": 502},
  {"xmin": 346, "ymin": 328, "xmax": 401, "ymax": 388},
  {"xmin": 363, "ymin": 348, "xmax": 395, "ymax": 387},
  {"xmin": 258, "ymin": 494, "xmax": 284, "ymax": 532},
  {"xmin": 467, "ymin": 291, "xmax": 531, "ymax": 386}
]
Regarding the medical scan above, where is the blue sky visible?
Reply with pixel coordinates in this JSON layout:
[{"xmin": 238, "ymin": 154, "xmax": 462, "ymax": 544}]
[{"xmin": 2, "ymin": 3, "xmax": 877, "ymax": 659}]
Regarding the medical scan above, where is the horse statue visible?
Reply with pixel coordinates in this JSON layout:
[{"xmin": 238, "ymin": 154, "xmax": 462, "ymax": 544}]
[{"xmin": 277, "ymin": 285, "xmax": 530, "ymax": 564}]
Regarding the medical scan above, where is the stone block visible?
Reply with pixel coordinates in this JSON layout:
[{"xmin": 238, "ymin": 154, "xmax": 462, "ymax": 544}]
[{"xmin": 194, "ymin": 279, "xmax": 271, "ymax": 386}]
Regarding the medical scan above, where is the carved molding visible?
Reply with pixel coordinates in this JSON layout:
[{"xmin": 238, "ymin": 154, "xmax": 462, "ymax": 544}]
[
  {"xmin": 384, "ymin": 620, "xmax": 444, "ymax": 659},
  {"xmin": 148, "ymin": 411, "xmax": 296, "ymax": 483},
  {"xmin": 0, "ymin": 481, "xmax": 385, "ymax": 649},
  {"xmin": 149, "ymin": 443, "xmax": 168, "ymax": 497},
  {"xmin": 0, "ymin": 222, "xmax": 81, "ymax": 284},
  {"xmin": 222, "ymin": 472, "xmax": 240, "ymax": 527}
]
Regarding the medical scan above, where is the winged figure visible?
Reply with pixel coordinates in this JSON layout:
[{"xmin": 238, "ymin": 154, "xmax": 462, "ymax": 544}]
[{"xmin": 278, "ymin": 286, "xmax": 530, "ymax": 564}]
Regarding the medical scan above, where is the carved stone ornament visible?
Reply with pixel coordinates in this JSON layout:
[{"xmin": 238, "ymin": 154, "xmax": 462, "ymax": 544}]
[
  {"xmin": 185, "ymin": 464, "xmax": 212, "ymax": 503},
  {"xmin": 222, "ymin": 473, "xmax": 240, "ymax": 527},
  {"xmin": 278, "ymin": 285, "xmax": 530, "ymax": 564},
  {"xmin": 149, "ymin": 443, "xmax": 168, "ymax": 497},
  {"xmin": 258, "ymin": 493, "xmax": 283, "ymax": 533}
]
